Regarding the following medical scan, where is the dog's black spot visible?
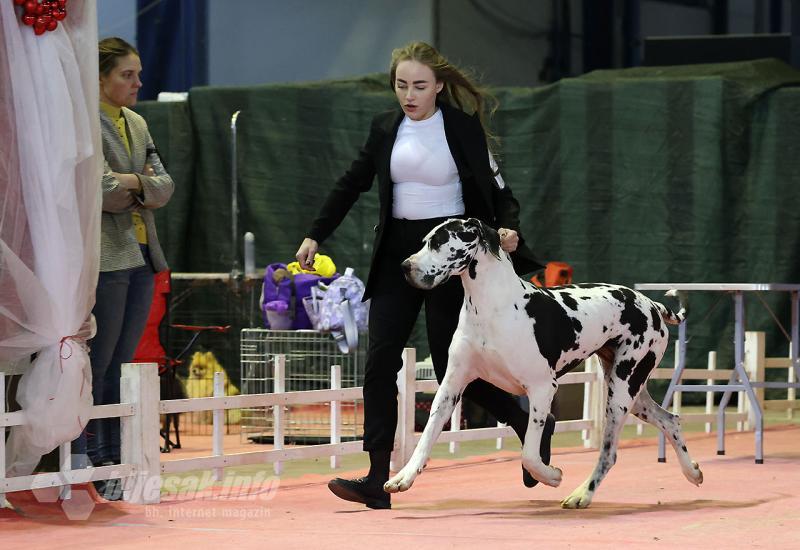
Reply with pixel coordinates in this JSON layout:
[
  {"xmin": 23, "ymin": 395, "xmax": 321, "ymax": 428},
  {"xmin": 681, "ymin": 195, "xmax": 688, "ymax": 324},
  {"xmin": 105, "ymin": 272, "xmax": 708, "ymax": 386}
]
[
  {"xmin": 627, "ymin": 351, "xmax": 657, "ymax": 397},
  {"xmin": 468, "ymin": 296, "xmax": 472, "ymax": 305},
  {"xmin": 560, "ymin": 292, "xmax": 579, "ymax": 311},
  {"xmin": 421, "ymin": 273, "xmax": 436, "ymax": 287},
  {"xmin": 556, "ymin": 358, "xmax": 583, "ymax": 378},
  {"xmin": 681, "ymin": 444, "xmax": 687, "ymax": 452},
  {"xmin": 525, "ymin": 292, "xmax": 581, "ymax": 370},
  {"xmin": 602, "ymin": 325, "xmax": 607, "ymax": 333},
  {"xmin": 673, "ymin": 434, "xmax": 678, "ymax": 441},
  {"xmin": 581, "ymin": 296, "xmax": 592, "ymax": 300},
  {"xmin": 621, "ymin": 406, "xmax": 628, "ymax": 413},
  {"xmin": 615, "ymin": 358, "xmax": 636, "ymax": 380},
  {"xmin": 640, "ymin": 413, "xmax": 648, "ymax": 421},
  {"xmin": 588, "ymin": 480, "xmax": 596, "ymax": 491},
  {"xmin": 603, "ymin": 441, "xmax": 611, "ymax": 452},
  {"xmin": 428, "ymin": 227, "xmax": 451, "ymax": 251},
  {"xmin": 650, "ymin": 306, "xmax": 662, "ymax": 332},
  {"xmin": 468, "ymin": 258, "xmax": 478, "ymax": 279},
  {"xmin": 610, "ymin": 288, "xmax": 648, "ymax": 340},
  {"xmin": 456, "ymin": 230, "xmax": 478, "ymax": 244},
  {"xmin": 447, "ymin": 247, "xmax": 470, "ymax": 264},
  {"xmin": 514, "ymin": 303, "xmax": 518, "ymax": 310}
]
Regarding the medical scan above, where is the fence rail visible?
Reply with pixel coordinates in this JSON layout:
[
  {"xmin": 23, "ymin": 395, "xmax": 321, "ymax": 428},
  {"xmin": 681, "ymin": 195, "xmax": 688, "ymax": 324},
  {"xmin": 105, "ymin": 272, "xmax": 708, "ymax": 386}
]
[{"xmin": 2, "ymin": 331, "xmax": 796, "ymax": 506}]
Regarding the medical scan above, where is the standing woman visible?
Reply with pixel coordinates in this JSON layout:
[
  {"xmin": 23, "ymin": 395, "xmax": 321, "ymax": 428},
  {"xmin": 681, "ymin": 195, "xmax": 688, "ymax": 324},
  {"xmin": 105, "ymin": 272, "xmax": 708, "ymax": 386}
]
[
  {"xmin": 296, "ymin": 42, "xmax": 555, "ymax": 510},
  {"xmin": 78, "ymin": 37, "xmax": 174, "ymax": 498}
]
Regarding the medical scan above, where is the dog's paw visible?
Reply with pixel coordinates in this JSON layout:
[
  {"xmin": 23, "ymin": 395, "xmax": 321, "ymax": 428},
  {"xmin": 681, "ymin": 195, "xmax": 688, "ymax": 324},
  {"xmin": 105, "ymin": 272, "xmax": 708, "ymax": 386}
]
[
  {"xmin": 561, "ymin": 485, "xmax": 593, "ymax": 509},
  {"xmin": 684, "ymin": 460, "xmax": 703, "ymax": 486},
  {"xmin": 522, "ymin": 460, "xmax": 562, "ymax": 488},
  {"xmin": 384, "ymin": 468, "xmax": 417, "ymax": 493}
]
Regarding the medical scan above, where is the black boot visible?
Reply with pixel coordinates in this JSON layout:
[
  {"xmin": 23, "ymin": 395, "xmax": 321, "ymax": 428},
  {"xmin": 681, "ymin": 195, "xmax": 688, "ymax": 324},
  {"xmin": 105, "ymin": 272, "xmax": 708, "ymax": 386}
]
[
  {"xmin": 521, "ymin": 413, "xmax": 556, "ymax": 488},
  {"xmin": 328, "ymin": 450, "xmax": 391, "ymax": 509}
]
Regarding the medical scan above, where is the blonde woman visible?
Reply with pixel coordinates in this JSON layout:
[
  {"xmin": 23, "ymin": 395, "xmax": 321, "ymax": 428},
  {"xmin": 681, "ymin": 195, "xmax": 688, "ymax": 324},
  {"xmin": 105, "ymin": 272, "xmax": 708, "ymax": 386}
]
[
  {"xmin": 74, "ymin": 37, "xmax": 173, "ymax": 500},
  {"xmin": 296, "ymin": 42, "xmax": 552, "ymax": 509}
]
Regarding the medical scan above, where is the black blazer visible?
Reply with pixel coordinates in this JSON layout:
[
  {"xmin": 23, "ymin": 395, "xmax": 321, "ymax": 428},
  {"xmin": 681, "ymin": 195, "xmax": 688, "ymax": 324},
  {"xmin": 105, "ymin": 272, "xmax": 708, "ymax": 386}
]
[{"xmin": 309, "ymin": 101, "xmax": 542, "ymax": 298}]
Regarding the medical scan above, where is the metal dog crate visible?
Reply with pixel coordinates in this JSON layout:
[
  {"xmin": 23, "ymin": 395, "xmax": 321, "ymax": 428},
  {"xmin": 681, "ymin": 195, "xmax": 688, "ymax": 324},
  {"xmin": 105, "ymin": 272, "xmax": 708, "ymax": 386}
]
[{"xmin": 240, "ymin": 329, "xmax": 367, "ymax": 444}]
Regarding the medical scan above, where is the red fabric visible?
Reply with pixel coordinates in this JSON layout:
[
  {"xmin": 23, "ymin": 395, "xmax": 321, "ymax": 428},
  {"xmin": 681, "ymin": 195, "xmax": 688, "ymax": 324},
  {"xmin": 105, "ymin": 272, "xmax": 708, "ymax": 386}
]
[{"xmin": 133, "ymin": 270, "xmax": 171, "ymax": 365}]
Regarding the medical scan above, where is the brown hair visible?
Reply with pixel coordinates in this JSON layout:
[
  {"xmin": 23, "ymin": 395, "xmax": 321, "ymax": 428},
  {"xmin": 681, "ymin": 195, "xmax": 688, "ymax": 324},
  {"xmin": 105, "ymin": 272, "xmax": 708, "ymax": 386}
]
[
  {"xmin": 389, "ymin": 41, "xmax": 498, "ymax": 142},
  {"xmin": 98, "ymin": 37, "xmax": 139, "ymax": 76}
]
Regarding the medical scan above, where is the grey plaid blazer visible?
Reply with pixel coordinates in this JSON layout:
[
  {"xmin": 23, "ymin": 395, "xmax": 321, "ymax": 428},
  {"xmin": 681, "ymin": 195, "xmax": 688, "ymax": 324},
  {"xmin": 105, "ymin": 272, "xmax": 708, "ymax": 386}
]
[{"xmin": 100, "ymin": 107, "xmax": 174, "ymax": 272}]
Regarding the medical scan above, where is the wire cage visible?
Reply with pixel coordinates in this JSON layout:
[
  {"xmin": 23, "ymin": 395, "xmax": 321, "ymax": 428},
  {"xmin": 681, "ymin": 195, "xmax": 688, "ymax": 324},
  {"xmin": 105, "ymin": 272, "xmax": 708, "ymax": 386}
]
[
  {"xmin": 240, "ymin": 329, "xmax": 367, "ymax": 444},
  {"xmin": 166, "ymin": 275, "xmax": 261, "ymax": 436}
]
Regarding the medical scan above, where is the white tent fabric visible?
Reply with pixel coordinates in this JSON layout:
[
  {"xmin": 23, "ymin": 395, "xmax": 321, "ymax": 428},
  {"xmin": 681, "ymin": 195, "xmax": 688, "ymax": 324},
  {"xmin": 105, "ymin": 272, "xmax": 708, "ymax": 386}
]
[{"xmin": 0, "ymin": 1, "xmax": 101, "ymax": 475}]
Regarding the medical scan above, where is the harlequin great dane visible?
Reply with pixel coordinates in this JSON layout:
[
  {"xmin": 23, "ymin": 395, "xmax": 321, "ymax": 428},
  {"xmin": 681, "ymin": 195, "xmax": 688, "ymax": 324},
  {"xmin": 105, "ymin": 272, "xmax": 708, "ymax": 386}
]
[{"xmin": 384, "ymin": 218, "xmax": 703, "ymax": 508}]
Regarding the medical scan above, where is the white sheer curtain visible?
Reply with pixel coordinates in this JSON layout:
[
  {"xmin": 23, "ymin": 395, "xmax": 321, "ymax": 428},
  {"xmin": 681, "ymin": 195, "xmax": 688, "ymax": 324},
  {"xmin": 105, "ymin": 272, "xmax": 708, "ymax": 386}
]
[{"xmin": 0, "ymin": 1, "xmax": 101, "ymax": 475}]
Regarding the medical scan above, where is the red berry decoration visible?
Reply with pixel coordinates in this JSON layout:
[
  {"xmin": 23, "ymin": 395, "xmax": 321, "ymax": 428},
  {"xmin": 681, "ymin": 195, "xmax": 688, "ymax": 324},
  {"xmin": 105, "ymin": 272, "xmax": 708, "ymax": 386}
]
[{"xmin": 13, "ymin": 0, "xmax": 68, "ymax": 35}]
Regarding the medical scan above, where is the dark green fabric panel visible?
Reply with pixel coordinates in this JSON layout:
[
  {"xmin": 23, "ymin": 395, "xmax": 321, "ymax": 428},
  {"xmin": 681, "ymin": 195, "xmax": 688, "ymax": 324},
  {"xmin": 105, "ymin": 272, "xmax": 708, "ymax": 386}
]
[
  {"xmin": 135, "ymin": 60, "xmax": 800, "ymax": 396},
  {"xmin": 178, "ymin": 75, "xmax": 396, "ymax": 278}
]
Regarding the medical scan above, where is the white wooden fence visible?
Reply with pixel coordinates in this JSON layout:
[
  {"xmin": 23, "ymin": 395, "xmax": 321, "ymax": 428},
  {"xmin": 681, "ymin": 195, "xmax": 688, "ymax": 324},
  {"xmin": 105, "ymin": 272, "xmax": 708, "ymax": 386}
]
[{"xmin": 1, "ymin": 332, "xmax": 795, "ymax": 506}]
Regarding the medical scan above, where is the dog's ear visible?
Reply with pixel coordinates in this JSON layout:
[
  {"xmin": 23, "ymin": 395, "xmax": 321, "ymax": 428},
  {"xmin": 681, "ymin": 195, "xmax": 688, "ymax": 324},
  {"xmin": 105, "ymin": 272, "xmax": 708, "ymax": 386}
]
[{"xmin": 466, "ymin": 218, "xmax": 502, "ymax": 259}]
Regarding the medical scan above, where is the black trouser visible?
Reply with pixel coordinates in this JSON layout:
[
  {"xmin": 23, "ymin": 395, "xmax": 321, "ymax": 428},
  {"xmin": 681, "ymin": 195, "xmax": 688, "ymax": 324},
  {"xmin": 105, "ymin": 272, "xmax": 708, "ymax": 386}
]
[{"xmin": 362, "ymin": 217, "xmax": 525, "ymax": 451}]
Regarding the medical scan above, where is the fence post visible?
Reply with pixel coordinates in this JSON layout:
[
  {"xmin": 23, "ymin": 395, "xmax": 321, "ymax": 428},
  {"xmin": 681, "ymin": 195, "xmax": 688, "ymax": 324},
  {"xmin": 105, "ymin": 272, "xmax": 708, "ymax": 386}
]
[
  {"xmin": 0, "ymin": 372, "xmax": 6, "ymax": 508},
  {"xmin": 392, "ymin": 348, "xmax": 416, "ymax": 471},
  {"xmin": 496, "ymin": 420, "xmax": 504, "ymax": 450},
  {"xmin": 273, "ymin": 354, "xmax": 285, "ymax": 476},
  {"xmin": 212, "ymin": 371, "xmax": 224, "ymax": 482},
  {"xmin": 582, "ymin": 355, "xmax": 603, "ymax": 448},
  {"xmin": 743, "ymin": 331, "xmax": 766, "ymax": 431},
  {"xmin": 330, "ymin": 364, "xmax": 341, "ymax": 469},
  {"xmin": 120, "ymin": 362, "xmax": 160, "ymax": 504},
  {"xmin": 449, "ymin": 399, "xmax": 461, "ymax": 454},
  {"xmin": 705, "ymin": 351, "xmax": 717, "ymax": 433},
  {"xmin": 58, "ymin": 442, "xmax": 72, "ymax": 500}
]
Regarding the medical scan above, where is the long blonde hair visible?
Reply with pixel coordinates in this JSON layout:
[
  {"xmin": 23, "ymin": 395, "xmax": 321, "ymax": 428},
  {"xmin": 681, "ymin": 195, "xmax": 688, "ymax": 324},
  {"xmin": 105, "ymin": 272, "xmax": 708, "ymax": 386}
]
[{"xmin": 389, "ymin": 41, "xmax": 498, "ymax": 143}]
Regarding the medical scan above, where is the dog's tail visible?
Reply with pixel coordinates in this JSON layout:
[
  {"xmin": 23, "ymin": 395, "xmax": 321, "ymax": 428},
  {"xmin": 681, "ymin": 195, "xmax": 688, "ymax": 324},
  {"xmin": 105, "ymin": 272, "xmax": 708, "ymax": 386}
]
[{"xmin": 656, "ymin": 289, "xmax": 687, "ymax": 325}]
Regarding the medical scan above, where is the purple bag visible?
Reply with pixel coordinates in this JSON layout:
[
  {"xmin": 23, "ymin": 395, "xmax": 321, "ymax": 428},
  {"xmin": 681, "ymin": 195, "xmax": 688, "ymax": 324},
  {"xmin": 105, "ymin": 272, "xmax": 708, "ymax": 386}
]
[{"xmin": 261, "ymin": 263, "xmax": 339, "ymax": 329}]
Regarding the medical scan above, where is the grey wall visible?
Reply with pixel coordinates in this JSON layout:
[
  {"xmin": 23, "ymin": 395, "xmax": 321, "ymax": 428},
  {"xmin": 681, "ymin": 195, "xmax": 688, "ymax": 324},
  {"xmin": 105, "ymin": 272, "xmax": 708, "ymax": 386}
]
[
  {"xmin": 95, "ymin": 0, "xmax": 783, "ymax": 89},
  {"xmin": 207, "ymin": 0, "xmax": 433, "ymax": 86},
  {"xmin": 97, "ymin": 0, "xmax": 137, "ymax": 45}
]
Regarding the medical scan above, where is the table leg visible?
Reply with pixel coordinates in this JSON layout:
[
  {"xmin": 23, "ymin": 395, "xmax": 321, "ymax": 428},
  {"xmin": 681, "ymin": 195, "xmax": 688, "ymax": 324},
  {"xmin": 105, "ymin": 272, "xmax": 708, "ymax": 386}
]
[{"xmin": 719, "ymin": 291, "xmax": 763, "ymax": 463}]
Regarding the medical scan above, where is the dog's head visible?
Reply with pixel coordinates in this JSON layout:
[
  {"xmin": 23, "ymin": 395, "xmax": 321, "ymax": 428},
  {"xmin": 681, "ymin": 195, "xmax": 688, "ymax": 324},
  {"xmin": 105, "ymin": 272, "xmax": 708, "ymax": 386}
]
[{"xmin": 401, "ymin": 218, "xmax": 502, "ymax": 289}]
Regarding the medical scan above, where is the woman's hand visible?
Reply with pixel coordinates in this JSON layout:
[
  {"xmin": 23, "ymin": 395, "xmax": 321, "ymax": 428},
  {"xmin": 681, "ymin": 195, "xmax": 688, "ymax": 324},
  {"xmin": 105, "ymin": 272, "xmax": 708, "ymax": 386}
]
[
  {"xmin": 111, "ymin": 171, "xmax": 143, "ymax": 194},
  {"xmin": 296, "ymin": 238, "xmax": 319, "ymax": 270},
  {"xmin": 498, "ymin": 228, "xmax": 519, "ymax": 252}
]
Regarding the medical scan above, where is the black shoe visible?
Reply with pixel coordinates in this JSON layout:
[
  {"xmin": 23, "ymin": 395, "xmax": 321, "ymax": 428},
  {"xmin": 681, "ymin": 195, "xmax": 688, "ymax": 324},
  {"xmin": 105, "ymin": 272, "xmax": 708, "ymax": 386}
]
[
  {"xmin": 328, "ymin": 476, "xmax": 391, "ymax": 510},
  {"xmin": 94, "ymin": 461, "xmax": 123, "ymax": 501},
  {"xmin": 100, "ymin": 478, "xmax": 124, "ymax": 501},
  {"xmin": 523, "ymin": 413, "xmax": 556, "ymax": 488}
]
